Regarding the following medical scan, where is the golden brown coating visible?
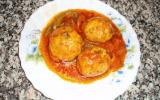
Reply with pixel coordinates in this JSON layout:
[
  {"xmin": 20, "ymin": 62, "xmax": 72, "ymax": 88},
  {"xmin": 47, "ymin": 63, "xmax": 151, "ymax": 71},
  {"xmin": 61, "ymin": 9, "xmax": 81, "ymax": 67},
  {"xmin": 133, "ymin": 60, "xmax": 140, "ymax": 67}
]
[
  {"xmin": 84, "ymin": 17, "xmax": 113, "ymax": 42},
  {"xmin": 49, "ymin": 26, "xmax": 83, "ymax": 61},
  {"xmin": 78, "ymin": 45, "xmax": 111, "ymax": 77}
]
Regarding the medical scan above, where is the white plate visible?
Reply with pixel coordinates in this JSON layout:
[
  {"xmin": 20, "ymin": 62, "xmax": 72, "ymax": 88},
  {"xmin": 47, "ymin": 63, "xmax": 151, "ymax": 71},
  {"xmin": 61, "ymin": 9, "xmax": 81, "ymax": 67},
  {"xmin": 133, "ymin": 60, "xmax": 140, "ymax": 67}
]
[{"xmin": 19, "ymin": 0, "xmax": 140, "ymax": 100}]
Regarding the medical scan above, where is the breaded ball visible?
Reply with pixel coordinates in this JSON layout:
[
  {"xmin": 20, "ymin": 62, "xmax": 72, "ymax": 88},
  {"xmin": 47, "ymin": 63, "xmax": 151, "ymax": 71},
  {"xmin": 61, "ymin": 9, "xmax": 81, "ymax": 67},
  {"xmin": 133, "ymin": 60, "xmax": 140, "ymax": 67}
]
[
  {"xmin": 49, "ymin": 26, "xmax": 83, "ymax": 61},
  {"xmin": 84, "ymin": 17, "xmax": 113, "ymax": 42},
  {"xmin": 78, "ymin": 45, "xmax": 111, "ymax": 77}
]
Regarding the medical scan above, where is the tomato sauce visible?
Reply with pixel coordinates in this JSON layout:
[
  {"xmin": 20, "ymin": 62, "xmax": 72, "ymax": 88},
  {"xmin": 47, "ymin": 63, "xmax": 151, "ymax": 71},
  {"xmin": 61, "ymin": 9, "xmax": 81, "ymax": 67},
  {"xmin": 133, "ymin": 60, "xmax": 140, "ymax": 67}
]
[{"xmin": 39, "ymin": 9, "xmax": 127, "ymax": 84}]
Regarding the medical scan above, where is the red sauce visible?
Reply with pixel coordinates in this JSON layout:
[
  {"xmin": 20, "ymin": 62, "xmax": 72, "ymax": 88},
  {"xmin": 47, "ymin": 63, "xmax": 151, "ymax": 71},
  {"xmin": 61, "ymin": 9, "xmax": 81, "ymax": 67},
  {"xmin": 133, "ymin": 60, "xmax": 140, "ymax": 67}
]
[{"xmin": 39, "ymin": 9, "xmax": 127, "ymax": 84}]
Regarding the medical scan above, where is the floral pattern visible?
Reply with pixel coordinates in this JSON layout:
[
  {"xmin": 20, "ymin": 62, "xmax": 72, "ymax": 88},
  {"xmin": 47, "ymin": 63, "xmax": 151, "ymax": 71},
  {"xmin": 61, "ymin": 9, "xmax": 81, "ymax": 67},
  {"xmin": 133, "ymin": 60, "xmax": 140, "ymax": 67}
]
[
  {"xmin": 106, "ymin": 12, "xmax": 138, "ymax": 83},
  {"xmin": 25, "ymin": 30, "xmax": 42, "ymax": 62}
]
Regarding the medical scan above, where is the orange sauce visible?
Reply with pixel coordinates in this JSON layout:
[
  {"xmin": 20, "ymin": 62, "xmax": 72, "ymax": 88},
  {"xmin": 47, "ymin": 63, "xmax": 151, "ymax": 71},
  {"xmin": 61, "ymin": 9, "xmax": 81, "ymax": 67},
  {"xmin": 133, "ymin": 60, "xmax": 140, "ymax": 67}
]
[{"xmin": 39, "ymin": 9, "xmax": 127, "ymax": 84}]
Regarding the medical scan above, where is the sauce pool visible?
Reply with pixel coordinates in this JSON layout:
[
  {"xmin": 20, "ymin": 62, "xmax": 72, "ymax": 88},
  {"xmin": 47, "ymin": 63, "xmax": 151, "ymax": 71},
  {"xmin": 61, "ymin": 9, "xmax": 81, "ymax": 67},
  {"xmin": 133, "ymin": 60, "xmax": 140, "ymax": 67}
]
[{"xmin": 39, "ymin": 9, "xmax": 127, "ymax": 84}]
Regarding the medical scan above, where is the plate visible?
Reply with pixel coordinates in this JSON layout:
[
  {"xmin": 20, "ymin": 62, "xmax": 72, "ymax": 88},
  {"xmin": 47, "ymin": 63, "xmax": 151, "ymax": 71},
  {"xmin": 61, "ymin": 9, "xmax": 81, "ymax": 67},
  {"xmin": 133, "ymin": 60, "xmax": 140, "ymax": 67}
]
[{"xmin": 19, "ymin": 0, "xmax": 140, "ymax": 100}]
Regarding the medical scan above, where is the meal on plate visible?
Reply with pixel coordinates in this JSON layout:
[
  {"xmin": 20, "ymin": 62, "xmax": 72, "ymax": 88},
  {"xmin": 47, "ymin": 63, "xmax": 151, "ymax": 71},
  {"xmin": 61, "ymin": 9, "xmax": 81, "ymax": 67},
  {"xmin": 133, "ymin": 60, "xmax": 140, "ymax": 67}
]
[{"xmin": 39, "ymin": 9, "xmax": 127, "ymax": 84}]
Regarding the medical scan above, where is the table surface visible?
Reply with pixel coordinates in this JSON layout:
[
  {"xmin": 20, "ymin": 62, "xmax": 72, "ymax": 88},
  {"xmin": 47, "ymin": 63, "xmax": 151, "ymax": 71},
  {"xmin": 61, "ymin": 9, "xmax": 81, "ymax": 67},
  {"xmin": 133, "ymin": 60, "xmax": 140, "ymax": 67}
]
[{"xmin": 0, "ymin": 0, "xmax": 160, "ymax": 100}]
